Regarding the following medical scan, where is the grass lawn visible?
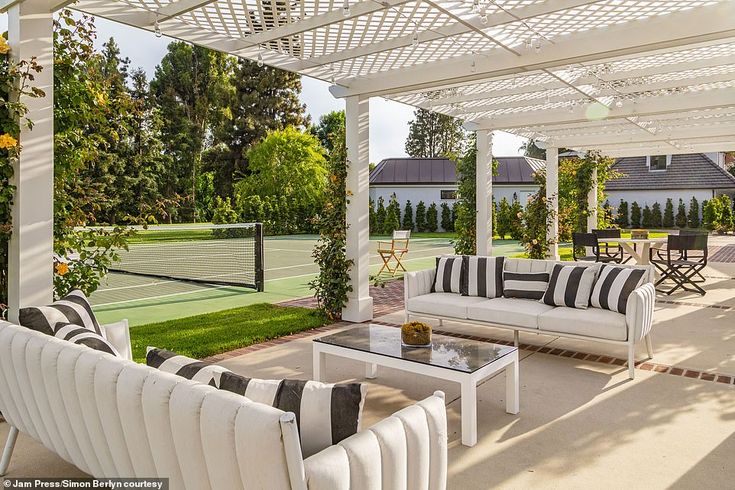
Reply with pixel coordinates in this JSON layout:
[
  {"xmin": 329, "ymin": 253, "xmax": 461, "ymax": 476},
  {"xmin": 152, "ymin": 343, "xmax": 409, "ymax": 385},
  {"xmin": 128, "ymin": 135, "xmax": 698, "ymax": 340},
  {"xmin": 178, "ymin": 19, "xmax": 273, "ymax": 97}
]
[{"xmin": 129, "ymin": 303, "xmax": 328, "ymax": 362}]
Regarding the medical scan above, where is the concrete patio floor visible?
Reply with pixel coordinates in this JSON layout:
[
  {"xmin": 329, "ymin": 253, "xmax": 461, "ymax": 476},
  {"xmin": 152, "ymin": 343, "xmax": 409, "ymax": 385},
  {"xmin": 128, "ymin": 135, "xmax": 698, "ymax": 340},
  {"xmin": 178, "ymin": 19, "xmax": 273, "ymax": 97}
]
[{"xmin": 2, "ymin": 264, "xmax": 735, "ymax": 488}]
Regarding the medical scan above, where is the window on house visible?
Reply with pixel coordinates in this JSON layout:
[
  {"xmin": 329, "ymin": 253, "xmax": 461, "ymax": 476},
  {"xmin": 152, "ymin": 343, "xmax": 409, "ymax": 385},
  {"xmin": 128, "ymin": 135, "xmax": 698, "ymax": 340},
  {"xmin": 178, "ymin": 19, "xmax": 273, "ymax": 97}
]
[
  {"xmin": 648, "ymin": 155, "xmax": 669, "ymax": 171},
  {"xmin": 440, "ymin": 190, "xmax": 457, "ymax": 200}
]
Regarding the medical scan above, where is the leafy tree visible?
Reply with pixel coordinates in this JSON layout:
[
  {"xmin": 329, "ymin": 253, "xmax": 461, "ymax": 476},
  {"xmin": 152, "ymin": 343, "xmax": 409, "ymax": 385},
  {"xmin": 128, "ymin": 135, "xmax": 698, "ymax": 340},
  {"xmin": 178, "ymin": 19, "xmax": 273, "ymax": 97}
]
[
  {"xmin": 616, "ymin": 200, "xmax": 629, "ymax": 228},
  {"xmin": 415, "ymin": 201, "xmax": 427, "ymax": 232},
  {"xmin": 311, "ymin": 110, "xmax": 344, "ymax": 154},
  {"xmin": 642, "ymin": 205, "xmax": 652, "ymax": 228},
  {"xmin": 405, "ymin": 108, "xmax": 465, "ymax": 159},
  {"xmin": 651, "ymin": 202, "xmax": 663, "ymax": 228},
  {"xmin": 375, "ymin": 196, "xmax": 386, "ymax": 234},
  {"xmin": 630, "ymin": 201, "xmax": 641, "ymax": 228},
  {"xmin": 688, "ymin": 197, "xmax": 700, "ymax": 228},
  {"xmin": 440, "ymin": 202, "xmax": 453, "ymax": 232},
  {"xmin": 676, "ymin": 199, "xmax": 688, "ymax": 228},
  {"xmin": 402, "ymin": 200, "xmax": 415, "ymax": 231},
  {"xmin": 703, "ymin": 198, "xmax": 720, "ymax": 231},
  {"xmin": 663, "ymin": 198, "xmax": 675, "ymax": 228},
  {"xmin": 383, "ymin": 194, "xmax": 401, "ymax": 234},
  {"xmin": 497, "ymin": 197, "xmax": 512, "ymax": 239},
  {"xmin": 426, "ymin": 203, "xmax": 439, "ymax": 232},
  {"xmin": 369, "ymin": 198, "xmax": 376, "ymax": 234}
]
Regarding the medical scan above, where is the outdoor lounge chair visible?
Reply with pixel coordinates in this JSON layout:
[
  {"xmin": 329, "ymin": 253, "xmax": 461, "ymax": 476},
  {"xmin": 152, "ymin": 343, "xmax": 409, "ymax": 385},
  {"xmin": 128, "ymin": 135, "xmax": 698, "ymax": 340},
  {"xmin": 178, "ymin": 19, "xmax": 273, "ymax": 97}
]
[
  {"xmin": 651, "ymin": 233, "xmax": 708, "ymax": 295},
  {"xmin": 377, "ymin": 230, "xmax": 411, "ymax": 276}
]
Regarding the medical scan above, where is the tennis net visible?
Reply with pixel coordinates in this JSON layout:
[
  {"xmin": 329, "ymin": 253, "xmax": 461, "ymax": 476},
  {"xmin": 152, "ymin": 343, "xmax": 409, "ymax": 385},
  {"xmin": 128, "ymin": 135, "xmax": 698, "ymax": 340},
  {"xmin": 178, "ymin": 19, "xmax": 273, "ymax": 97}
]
[{"xmin": 106, "ymin": 223, "xmax": 264, "ymax": 291}]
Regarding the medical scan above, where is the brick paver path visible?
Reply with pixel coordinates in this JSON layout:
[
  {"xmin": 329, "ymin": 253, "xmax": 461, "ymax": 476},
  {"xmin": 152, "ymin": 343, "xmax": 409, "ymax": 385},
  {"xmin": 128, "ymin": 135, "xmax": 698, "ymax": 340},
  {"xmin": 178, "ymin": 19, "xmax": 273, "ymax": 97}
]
[{"xmin": 709, "ymin": 244, "xmax": 735, "ymax": 263}]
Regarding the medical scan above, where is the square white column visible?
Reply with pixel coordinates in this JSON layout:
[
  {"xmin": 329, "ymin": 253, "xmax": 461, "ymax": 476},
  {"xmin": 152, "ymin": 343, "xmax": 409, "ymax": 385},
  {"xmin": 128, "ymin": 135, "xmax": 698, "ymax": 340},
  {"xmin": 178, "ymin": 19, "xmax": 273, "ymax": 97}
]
[
  {"xmin": 6, "ymin": 0, "xmax": 55, "ymax": 321},
  {"xmin": 476, "ymin": 130, "xmax": 493, "ymax": 256},
  {"xmin": 587, "ymin": 167, "xmax": 598, "ymax": 232},
  {"xmin": 546, "ymin": 147, "xmax": 559, "ymax": 260},
  {"xmin": 343, "ymin": 95, "xmax": 373, "ymax": 322}
]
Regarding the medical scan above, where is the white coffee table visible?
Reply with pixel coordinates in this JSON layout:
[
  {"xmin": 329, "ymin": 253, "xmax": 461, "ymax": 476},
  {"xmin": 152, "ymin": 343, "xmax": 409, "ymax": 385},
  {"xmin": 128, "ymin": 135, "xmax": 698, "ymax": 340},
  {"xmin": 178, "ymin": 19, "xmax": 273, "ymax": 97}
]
[{"xmin": 313, "ymin": 324, "xmax": 519, "ymax": 447}]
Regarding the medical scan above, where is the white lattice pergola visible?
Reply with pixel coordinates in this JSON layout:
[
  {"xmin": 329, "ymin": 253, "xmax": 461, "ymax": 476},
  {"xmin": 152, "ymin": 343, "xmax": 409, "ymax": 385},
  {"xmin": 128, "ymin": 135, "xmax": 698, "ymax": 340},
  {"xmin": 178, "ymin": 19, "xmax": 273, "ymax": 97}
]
[{"xmin": 2, "ymin": 0, "xmax": 735, "ymax": 321}]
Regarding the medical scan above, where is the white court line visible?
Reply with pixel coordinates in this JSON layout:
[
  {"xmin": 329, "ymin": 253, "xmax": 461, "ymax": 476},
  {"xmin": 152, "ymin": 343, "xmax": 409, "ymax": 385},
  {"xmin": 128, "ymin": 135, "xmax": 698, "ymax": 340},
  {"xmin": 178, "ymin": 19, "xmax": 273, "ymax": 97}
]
[{"xmin": 93, "ymin": 285, "xmax": 232, "ymax": 308}]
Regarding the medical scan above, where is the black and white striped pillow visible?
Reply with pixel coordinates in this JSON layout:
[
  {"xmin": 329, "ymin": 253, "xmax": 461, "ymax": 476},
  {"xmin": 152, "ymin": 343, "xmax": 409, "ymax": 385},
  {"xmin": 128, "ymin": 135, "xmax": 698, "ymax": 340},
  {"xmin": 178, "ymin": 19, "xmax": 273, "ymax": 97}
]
[
  {"xmin": 147, "ymin": 348, "xmax": 366, "ymax": 457},
  {"xmin": 590, "ymin": 265, "xmax": 647, "ymax": 314},
  {"xmin": 463, "ymin": 256, "xmax": 504, "ymax": 298},
  {"xmin": 54, "ymin": 323, "xmax": 120, "ymax": 357},
  {"xmin": 503, "ymin": 271, "xmax": 550, "ymax": 300},
  {"xmin": 432, "ymin": 256, "xmax": 465, "ymax": 293},
  {"xmin": 542, "ymin": 264, "xmax": 599, "ymax": 309},
  {"xmin": 19, "ymin": 290, "xmax": 101, "ymax": 337}
]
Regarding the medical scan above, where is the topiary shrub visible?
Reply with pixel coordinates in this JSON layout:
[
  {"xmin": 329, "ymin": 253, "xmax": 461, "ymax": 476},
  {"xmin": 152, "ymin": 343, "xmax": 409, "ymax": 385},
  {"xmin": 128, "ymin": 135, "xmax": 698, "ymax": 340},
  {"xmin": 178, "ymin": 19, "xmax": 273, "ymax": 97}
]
[
  {"xmin": 688, "ymin": 197, "xmax": 700, "ymax": 228},
  {"xmin": 497, "ymin": 197, "xmax": 512, "ymax": 239},
  {"xmin": 415, "ymin": 200, "xmax": 427, "ymax": 232},
  {"xmin": 440, "ymin": 202, "xmax": 453, "ymax": 232},
  {"xmin": 642, "ymin": 205, "xmax": 652, "ymax": 228},
  {"xmin": 663, "ymin": 198, "xmax": 675, "ymax": 228},
  {"xmin": 676, "ymin": 198, "xmax": 688, "ymax": 228},
  {"xmin": 402, "ymin": 200, "xmax": 414, "ymax": 231},
  {"xmin": 375, "ymin": 196, "xmax": 386, "ymax": 234},
  {"xmin": 383, "ymin": 194, "xmax": 401, "ymax": 234},
  {"xmin": 631, "ymin": 201, "xmax": 641, "ymax": 228},
  {"xmin": 616, "ymin": 200, "xmax": 629, "ymax": 228},
  {"xmin": 426, "ymin": 203, "xmax": 438, "ymax": 232},
  {"xmin": 651, "ymin": 202, "xmax": 662, "ymax": 228}
]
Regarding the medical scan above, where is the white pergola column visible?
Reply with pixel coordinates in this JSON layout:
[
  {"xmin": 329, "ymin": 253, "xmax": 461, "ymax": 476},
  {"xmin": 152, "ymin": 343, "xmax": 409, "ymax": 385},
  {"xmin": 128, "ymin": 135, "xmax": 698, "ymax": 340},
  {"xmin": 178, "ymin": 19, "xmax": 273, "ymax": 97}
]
[
  {"xmin": 587, "ymin": 167, "xmax": 598, "ymax": 232},
  {"xmin": 343, "ymin": 95, "xmax": 373, "ymax": 323},
  {"xmin": 476, "ymin": 130, "xmax": 493, "ymax": 256},
  {"xmin": 546, "ymin": 147, "xmax": 559, "ymax": 260},
  {"xmin": 6, "ymin": 0, "xmax": 55, "ymax": 322}
]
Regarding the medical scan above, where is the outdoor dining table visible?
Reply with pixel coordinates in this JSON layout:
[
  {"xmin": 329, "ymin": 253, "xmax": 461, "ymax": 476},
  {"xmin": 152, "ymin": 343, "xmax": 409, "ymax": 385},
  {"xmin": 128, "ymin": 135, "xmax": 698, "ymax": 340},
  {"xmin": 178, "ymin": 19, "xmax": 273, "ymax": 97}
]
[{"xmin": 598, "ymin": 237, "xmax": 668, "ymax": 265}]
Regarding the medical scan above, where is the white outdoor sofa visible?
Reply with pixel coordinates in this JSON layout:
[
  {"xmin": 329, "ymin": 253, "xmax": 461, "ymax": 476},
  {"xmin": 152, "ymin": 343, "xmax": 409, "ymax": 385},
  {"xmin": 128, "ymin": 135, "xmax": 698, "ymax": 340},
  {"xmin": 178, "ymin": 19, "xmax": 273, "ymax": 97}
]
[
  {"xmin": 405, "ymin": 258, "xmax": 656, "ymax": 379},
  {"xmin": 0, "ymin": 320, "xmax": 448, "ymax": 489}
]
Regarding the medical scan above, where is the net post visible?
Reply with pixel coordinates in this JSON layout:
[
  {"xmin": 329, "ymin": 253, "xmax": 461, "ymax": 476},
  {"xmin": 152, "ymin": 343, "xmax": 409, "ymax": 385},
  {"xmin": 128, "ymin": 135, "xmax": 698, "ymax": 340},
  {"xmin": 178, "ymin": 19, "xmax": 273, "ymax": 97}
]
[{"xmin": 255, "ymin": 223, "xmax": 264, "ymax": 292}]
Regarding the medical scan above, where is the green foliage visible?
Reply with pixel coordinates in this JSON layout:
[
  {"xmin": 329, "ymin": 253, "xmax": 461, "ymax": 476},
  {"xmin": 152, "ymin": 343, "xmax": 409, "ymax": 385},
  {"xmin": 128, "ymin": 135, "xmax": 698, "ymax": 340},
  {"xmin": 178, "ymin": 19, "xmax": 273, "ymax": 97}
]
[
  {"xmin": 642, "ymin": 205, "xmax": 652, "ymax": 228},
  {"xmin": 703, "ymin": 198, "xmax": 719, "ymax": 231},
  {"xmin": 616, "ymin": 200, "xmax": 629, "ymax": 228},
  {"xmin": 497, "ymin": 197, "xmax": 512, "ymax": 239},
  {"xmin": 720, "ymin": 195, "xmax": 733, "ymax": 232},
  {"xmin": 383, "ymin": 194, "xmax": 401, "ymax": 234},
  {"xmin": 651, "ymin": 202, "xmax": 663, "ymax": 228},
  {"xmin": 426, "ymin": 203, "xmax": 438, "ymax": 232},
  {"xmin": 663, "ymin": 198, "xmax": 675, "ymax": 228},
  {"xmin": 309, "ymin": 125, "xmax": 352, "ymax": 320},
  {"xmin": 630, "ymin": 202, "xmax": 641, "ymax": 228},
  {"xmin": 676, "ymin": 199, "xmax": 688, "ymax": 228},
  {"xmin": 688, "ymin": 197, "xmax": 700, "ymax": 228},
  {"xmin": 601, "ymin": 200, "xmax": 614, "ymax": 229},
  {"xmin": 402, "ymin": 200, "xmax": 415, "ymax": 231},
  {"xmin": 375, "ymin": 197, "xmax": 387, "ymax": 234},
  {"xmin": 453, "ymin": 142, "xmax": 476, "ymax": 254},
  {"xmin": 211, "ymin": 197, "xmax": 248, "ymax": 238},
  {"xmin": 415, "ymin": 201, "xmax": 427, "ymax": 232},
  {"xmin": 405, "ymin": 108, "xmax": 465, "ymax": 159},
  {"xmin": 440, "ymin": 202, "xmax": 453, "ymax": 232},
  {"xmin": 519, "ymin": 173, "xmax": 554, "ymax": 259},
  {"xmin": 451, "ymin": 202, "xmax": 459, "ymax": 229},
  {"xmin": 369, "ymin": 198, "xmax": 376, "ymax": 234},
  {"xmin": 311, "ymin": 110, "xmax": 344, "ymax": 154},
  {"xmin": 509, "ymin": 197, "xmax": 524, "ymax": 240}
]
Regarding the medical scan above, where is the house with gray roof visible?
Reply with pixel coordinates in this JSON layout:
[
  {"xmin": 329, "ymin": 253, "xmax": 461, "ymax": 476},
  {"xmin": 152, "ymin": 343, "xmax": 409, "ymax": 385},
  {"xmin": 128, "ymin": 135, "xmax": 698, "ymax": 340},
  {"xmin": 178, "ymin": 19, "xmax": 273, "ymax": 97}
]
[
  {"xmin": 604, "ymin": 153, "xmax": 735, "ymax": 216},
  {"xmin": 369, "ymin": 157, "xmax": 544, "ymax": 231}
]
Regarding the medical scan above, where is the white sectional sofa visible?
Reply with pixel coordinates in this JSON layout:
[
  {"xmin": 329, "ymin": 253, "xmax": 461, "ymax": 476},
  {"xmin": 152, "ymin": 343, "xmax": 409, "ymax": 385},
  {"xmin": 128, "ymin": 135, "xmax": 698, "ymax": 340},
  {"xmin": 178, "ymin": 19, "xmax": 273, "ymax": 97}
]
[
  {"xmin": 405, "ymin": 258, "xmax": 656, "ymax": 379},
  {"xmin": 0, "ymin": 320, "xmax": 448, "ymax": 489}
]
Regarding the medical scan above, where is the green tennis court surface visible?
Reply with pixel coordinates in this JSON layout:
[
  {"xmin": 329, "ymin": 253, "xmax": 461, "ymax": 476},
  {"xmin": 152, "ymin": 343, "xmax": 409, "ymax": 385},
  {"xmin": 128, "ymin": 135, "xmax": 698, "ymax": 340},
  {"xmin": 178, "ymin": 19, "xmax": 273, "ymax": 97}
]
[{"xmin": 91, "ymin": 235, "xmax": 524, "ymax": 326}]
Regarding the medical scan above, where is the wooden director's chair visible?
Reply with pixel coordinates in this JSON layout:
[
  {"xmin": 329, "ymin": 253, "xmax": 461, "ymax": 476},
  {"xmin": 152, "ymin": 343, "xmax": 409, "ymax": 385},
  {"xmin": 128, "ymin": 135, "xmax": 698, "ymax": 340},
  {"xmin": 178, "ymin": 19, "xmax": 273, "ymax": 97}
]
[{"xmin": 377, "ymin": 230, "xmax": 411, "ymax": 276}]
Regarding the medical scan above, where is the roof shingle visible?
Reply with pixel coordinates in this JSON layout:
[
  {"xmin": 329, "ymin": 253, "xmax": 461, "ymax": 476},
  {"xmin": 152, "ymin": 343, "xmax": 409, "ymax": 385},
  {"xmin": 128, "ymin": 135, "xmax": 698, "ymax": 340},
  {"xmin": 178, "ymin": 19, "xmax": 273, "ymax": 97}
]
[
  {"xmin": 605, "ymin": 153, "xmax": 735, "ymax": 191},
  {"xmin": 370, "ymin": 157, "xmax": 544, "ymax": 185}
]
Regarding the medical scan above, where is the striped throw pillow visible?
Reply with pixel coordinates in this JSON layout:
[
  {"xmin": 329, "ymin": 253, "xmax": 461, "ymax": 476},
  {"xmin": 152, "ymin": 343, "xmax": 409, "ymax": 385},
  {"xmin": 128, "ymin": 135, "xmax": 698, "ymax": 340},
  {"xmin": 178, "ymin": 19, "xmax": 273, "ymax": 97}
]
[
  {"xmin": 503, "ymin": 271, "xmax": 550, "ymax": 300},
  {"xmin": 19, "ymin": 290, "xmax": 101, "ymax": 337},
  {"xmin": 147, "ymin": 348, "xmax": 366, "ymax": 457},
  {"xmin": 590, "ymin": 265, "xmax": 647, "ymax": 314},
  {"xmin": 463, "ymin": 256, "xmax": 505, "ymax": 298},
  {"xmin": 54, "ymin": 323, "xmax": 120, "ymax": 357},
  {"xmin": 541, "ymin": 264, "xmax": 599, "ymax": 309},
  {"xmin": 432, "ymin": 256, "xmax": 465, "ymax": 294}
]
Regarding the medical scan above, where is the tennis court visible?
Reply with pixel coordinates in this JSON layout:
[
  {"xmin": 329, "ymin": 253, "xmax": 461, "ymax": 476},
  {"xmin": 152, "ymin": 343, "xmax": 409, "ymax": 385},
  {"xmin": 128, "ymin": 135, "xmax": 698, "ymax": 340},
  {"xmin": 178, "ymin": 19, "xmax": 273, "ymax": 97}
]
[{"xmin": 91, "ymin": 232, "xmax": 524, "ymax": 326}]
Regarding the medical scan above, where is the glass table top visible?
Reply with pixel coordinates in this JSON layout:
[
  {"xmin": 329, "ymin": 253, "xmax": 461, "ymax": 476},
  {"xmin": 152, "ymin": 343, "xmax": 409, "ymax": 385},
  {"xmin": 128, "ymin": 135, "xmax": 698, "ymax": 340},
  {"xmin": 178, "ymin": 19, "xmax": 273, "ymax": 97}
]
[{"xmin": 314, "ymin": 324, "xmax": 516, "ymax": 373}]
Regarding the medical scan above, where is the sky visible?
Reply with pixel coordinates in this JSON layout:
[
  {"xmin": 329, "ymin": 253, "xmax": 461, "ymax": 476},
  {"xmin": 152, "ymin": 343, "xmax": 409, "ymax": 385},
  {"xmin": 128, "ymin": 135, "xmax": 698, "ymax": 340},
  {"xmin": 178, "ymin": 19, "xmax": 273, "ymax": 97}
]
[{"xmin": 2, "ymin": 14, "xmax": 527, "ymax": 162}]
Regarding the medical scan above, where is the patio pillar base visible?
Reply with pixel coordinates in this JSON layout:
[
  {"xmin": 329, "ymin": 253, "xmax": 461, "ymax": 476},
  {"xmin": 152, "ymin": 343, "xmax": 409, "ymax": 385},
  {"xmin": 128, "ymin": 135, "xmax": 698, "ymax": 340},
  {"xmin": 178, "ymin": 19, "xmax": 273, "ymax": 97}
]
[{"xmin": 342, "ymin": 296, "xmax": 374, "ymax": 323}]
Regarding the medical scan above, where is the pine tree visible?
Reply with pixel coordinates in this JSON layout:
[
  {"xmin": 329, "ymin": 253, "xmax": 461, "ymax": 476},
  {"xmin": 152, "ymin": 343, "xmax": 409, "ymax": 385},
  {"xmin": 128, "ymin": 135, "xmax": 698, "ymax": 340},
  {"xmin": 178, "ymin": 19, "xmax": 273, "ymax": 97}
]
[
  {"xmin": 405, "ymin": 108, "xmax": 466, "ymax": 159},
  {"xmin": 440, "ymin": 203, "xmax": 453, "ymax": 232},
  {"xmin": 402, "ymin": 200, "xmax": 415, "ymax": 231},
  {"xmin": 415, "ymin": 201, "xmax": 427, "ymax": 232},
  {"xmin": 642, "ymin": 205, "xmax": 652, "ymax": 228},
  {"xmin": 688, "ymin": 197, "xmax": 700, "ymax": 228},
  {"xmin": 617, "ymin": 200, "xmax": 629, "ymax": 228},
  {"xmin": 676, "ymin": 199, "xmax": 688, "ymax": 228},
  {"xmin": 426, "ymin": 203, "xmax": 439, "ymax": 232},
  {"xmin": 631, "ymin": 202, "xmax": 642, "ymax": 228},
  {"xmin": 383, "ymin": 194, "xmax": 401, "ymax": 234},
  {"xmin": 375, "ymin": 196, "xmax": 386, "ymax": 234},
  {"xmin": 369, "ymin": 198, "xmax": 376, "ymax": 234},
  {"xmin": 651, "ymin": 202, "xmax": 663, "ymax": 228},
  {"xmin": 509, "ymin": 197, "xmax": 524, "ymax": 239},
  {"xmin": 663, "ymin": 198, "xmax": 675, "ymax": 228},
  {"xmin": 497, "ymin": 197, "xmax": 512, "ymax": 239}
]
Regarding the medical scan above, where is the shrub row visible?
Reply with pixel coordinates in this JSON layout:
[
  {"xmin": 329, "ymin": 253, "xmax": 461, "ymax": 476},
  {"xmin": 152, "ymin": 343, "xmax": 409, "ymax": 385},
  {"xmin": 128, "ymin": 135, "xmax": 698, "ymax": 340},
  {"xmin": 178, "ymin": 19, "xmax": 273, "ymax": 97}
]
[
  {"xmin": 369, "ymin": 195, "xmax": 456, "ymax": 234},
  {"xmin": 613, "ymin": 195, "xmax": 734, "ymax": 232}
]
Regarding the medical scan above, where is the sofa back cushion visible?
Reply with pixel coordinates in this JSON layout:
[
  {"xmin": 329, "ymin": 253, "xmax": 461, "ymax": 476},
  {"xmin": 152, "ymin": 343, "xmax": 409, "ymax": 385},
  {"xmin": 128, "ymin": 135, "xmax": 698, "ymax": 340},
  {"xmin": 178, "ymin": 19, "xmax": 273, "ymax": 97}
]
[
  {"xmin": 463, "ymin": 256, "xmax": 504, "ymax": 298},
  {"xmin": 147, "ymin": 347, "xmax": 367, "ymax": 458},
  {"xmin": 19, "ymin": 289, "xmax": 102, "ymax": 337},
  {"xmin": 432, "ymin": 256, "xmax": 464, "ymax": 294},
  {"xmin": 541, "ymin": 264, "xmax": 599, "ymax": 309},
  {"xmin": 590, "ymin": 265, "xmax": 647, "ymax": 314},
  {"xmin": 503, "ymin": 271, "xmax": 550, "ymax": 300},
  {"xmin": 54, "ymin": 322, "xmax": 120, "ymax": 357}
]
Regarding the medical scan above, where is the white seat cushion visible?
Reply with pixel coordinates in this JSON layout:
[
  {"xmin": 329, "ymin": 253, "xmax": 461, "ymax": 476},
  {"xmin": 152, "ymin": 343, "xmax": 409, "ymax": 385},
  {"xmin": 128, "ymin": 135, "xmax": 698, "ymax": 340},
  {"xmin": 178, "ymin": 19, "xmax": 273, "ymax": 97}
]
[
  {"xmin": 407, "ymin": 293, "xmax": 486, "ymax": 319},
  {"xmin": 538, "ymin": 306, "xmax": 628, "ymax": 341},
  {"xmin": 467, "ymin": 298, "xmax": 555, "ymax": 329}
]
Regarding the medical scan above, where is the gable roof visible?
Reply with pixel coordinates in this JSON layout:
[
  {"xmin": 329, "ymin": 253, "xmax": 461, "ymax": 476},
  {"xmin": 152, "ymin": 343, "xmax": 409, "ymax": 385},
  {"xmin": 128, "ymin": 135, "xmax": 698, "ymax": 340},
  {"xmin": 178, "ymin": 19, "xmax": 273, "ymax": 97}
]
[
  {"xmin": 605, "ymin": 153, "xmax": 735, "ymax": 191},
  {"xmin": 370, "ymin": 157, "xmax": 544, "ymax": 186}
]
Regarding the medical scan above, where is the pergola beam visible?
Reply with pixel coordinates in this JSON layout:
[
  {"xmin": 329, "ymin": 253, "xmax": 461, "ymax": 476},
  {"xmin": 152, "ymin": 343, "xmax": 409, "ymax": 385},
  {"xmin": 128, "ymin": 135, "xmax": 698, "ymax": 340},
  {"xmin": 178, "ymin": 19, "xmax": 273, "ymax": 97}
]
[
  {"xmin": 157, "ymin": 0, "xmax": 219, "ymax": 22},
  {"xmin": 332, "ymin": 2, "xmax": 735, "ymax": 98},
  {"xmin": 549, "ymin": 123, "xmax": 735, "ymax": 148},
  {"xmin": 598, "ymin": 142, "xmax": 735, "ymax": 158}
]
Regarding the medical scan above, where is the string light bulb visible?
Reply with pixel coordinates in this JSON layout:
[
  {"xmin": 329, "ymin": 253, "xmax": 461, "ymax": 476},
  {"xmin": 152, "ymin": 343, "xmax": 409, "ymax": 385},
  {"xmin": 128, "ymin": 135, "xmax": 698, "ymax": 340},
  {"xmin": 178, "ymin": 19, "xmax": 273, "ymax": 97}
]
[
  {"xmin": 615, "ymin": 98, "xmax": 623, "ymax": 108},
  {"xmin": 342, "ymin": 0, "xmax": 350, "ymax": 16},
  {"xmin": 154, "ymin": 15, "xmax": 162, "ymax": 38},
  {"xmin": 412, "ymin": 31, "xmax": 419, "ymax": 47},
  {"xmin": 480, "ymin": 9, "xmax": 488, "ymax": 24},
  {"xmin": 257, "ymin": 50, "xmax": 264, "ymax": 67},
  {"xmin": 533, "ymin": 36, "xmax": 542, "ymax": 53}
]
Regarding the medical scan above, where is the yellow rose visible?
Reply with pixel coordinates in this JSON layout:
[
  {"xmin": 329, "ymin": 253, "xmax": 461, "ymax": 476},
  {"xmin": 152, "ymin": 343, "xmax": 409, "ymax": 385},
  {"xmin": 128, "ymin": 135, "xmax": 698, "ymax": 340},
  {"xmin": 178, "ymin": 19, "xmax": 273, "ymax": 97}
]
[
  {"xmin": 0, "ymin": 133, "xmax": 18, "ymax": 150},
  {"xmin": 0, "ymin": 37, "xmax": 10, "ymax": 55},
  {"xmin": 55, "ymin": 262, "xmax": 69, "ymax": 276}
]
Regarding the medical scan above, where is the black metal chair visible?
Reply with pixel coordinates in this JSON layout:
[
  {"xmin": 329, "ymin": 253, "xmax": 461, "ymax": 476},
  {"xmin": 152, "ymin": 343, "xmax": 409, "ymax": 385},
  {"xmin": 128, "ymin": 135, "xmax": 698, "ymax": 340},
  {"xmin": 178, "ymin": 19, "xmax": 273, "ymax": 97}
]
[
  {"xmin": 651, "ymin": 234, "xmax": 708, "ymax": 295},
  {"xmin": 572, "ymin": 232, "xmax": 622, "ymax": 263},
  {"xmin": 592, "ymin": 228, "xmax": 627, "ymax": 263}
]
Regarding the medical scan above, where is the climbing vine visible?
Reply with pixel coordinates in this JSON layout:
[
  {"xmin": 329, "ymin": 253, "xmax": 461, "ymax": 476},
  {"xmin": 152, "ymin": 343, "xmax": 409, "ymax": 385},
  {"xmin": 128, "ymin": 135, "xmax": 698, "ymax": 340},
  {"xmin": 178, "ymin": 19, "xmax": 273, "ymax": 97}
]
[{"xmin": 0, "ymin": 35, "xmax": 44, "ymax": 314}]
